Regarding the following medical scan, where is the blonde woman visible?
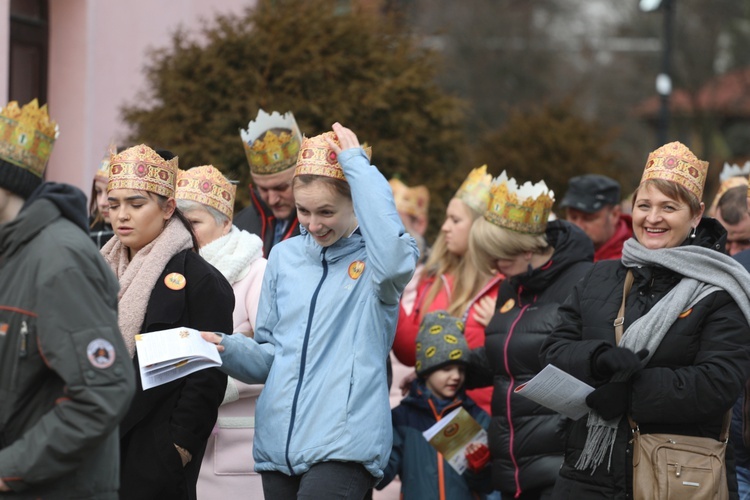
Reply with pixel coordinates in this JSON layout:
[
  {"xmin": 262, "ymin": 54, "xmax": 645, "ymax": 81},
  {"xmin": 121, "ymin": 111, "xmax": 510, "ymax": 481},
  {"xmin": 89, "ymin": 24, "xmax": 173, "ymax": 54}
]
[
  {"xmin": 468, "ymin": 171, "xmax": 593, "ymax": 499},
  {"xmin": 392, "ymin": 166, "xmax": 501, "ymax": 413}
]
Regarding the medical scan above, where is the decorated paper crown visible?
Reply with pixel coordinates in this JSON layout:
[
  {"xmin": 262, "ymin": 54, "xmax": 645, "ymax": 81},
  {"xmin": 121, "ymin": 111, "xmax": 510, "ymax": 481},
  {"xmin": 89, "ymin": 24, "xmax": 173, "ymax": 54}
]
[
  {"xmin": 108, "ymin": 144, "xmax": 178, "ymax": 197},
  {"xmin": 454, "ymin": 165, "xmax": 492, "ymax": 214},
  {"xmin": 94, "ymin": 143, "xmax": 118, "ymax": 184},
  {"xmin": 176, "ymin": 165, "xmax": 237, "ymax": 219},
  {"xmin": 389, "ymin": 178, "xmax": 429, "ymax": 220},
  {"xmin": 641, "ymin": 141, "xmax": 708, "ymax": 201},
  {"xmin": 712, "ymin": 175, "xmax": 748, "ymax": 206},
  {"xmin": 0, "ymin": 99, "xmax": 59, "ymax": 178},
  {"xmin": 485, "ymin": 171, "xmax": 555, "ymax": 235},
  {"xmin": 294, "ymin": 132, "xmax": 372, "ymax": 181},
  {"xmin": 240, "ymin": 109, "xmax": 302, "ymax": 175}
]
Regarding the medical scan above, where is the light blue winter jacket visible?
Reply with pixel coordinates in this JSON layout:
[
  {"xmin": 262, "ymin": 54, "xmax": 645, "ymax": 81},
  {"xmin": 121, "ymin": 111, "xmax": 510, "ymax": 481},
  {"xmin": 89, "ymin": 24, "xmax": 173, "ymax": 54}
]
[{"xmin": 218, "ymin": 147, "xmax": 418, "ymax": 479}]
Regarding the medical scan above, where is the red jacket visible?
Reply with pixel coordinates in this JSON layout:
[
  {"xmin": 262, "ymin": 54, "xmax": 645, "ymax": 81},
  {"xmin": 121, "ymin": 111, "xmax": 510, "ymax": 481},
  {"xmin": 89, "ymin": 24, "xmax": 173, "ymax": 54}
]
[
  {"xmin": 393, "ymin": 273, "xmax": 502, "ymax": 414},
  {"xmin": 594, "ymin": 214, "xmax": 632, "ymax": 262}
]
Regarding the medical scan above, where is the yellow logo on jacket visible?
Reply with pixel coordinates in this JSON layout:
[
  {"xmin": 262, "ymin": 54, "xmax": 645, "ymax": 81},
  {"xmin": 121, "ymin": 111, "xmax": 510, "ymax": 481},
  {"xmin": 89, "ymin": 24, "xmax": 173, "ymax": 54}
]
[
  {"xmin": 348, "ymin": 260, "xmax": 365, "ymax": 280},
  {"xmin": 500, "ymin": 298, "xmax": 515, "ymax": 314},
  {"xmin": 678, "ymin": 308, "xmax": 692, "ymax": 319},
  {"xmin": 164, "ymin": 272, "xmax": 186, "ymax": 290}
]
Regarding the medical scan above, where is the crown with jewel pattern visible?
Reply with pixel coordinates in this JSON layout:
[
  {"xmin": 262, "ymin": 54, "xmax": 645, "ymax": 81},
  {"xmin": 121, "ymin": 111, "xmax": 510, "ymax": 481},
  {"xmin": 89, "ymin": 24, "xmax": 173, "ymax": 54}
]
[
  {"xmin": 485, "ymin": 171, "xmax": 554, "ymax": 235},
  {"xmin": 108, "ymin": 144, "xmax": 179, "ymax": 197},
  {"xmin": 641, "ymin": 141, "xmax": 708, "ymax": 201},
  {"xmin": 240, "ymin": 109, "xmax": 302, "ymax": 175},
  {"xmin": 0, "ymin": 99, "xmax": 58, "ymax": 178},
  {"xmin": 176, "ymin": 165, "xmax": 237, "ymax": 219},
  {"xmin": 454, "ymin": 165, "xmax": 492, "ymax": 214},
  {"xmin": 389, "ymin": 178, "xmax": 429, "ymax": 220},
  {"xmin": 294, "ymin": 132, "xmax": 372, "ymax": 182}
]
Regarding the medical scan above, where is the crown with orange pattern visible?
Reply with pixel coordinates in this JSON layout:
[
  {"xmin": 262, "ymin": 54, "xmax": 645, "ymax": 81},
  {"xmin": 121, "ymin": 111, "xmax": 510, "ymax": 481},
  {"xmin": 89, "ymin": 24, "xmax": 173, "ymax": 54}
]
[
  {"xmin": 0, "ymin": 99, "xmax": 58, "ymax": 178},
  {"xmin": 389, "ymin": 178, "xmax": 429, "ymax": 220},
  {"xmin": 294, "ymin": 132, "xmax": 372, "ymax": 182},
  {"xmin": 94, "ymin": 143, "xmax": 118, "ymax": 184},
  {"xmin": 641, "ymin": 141, "xmax": 708, "ymax": 202},
  {"xmin": 455, "ymin": 165, "xmax": 492, "ymax": 214},
  {"xmin": 107, "ymin": 144, "xmax": 178, "ymax": 198},
  {"xmin": 485, "ymin": 171, "xmax": 555, "ymax": 235},
  {"xmin": 240, "ymin": 109, "xmax": 303, "ymax": 176},
  {"xmin": 176, "ymin": 165, "xmax": 237, "ymax": 219}
]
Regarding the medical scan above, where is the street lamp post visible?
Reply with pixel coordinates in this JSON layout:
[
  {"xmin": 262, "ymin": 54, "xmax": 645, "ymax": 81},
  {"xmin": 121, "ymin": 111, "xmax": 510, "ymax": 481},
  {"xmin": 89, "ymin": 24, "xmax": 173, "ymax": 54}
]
[{"xmin": 640, "ymin": 0, "xmax": 674, "ymax": 146}]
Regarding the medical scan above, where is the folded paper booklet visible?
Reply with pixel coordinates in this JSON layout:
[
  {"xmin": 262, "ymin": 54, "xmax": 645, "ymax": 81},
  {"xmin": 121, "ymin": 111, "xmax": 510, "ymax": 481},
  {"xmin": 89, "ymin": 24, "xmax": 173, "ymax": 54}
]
[
  {"xmin": 514, "ymin": 364, "xmax": 594, "ymax": 420},
  {"xmin": 135, "ymin": 327, "xmax": 222, "ymax": 390},
  {"xmin": 422, "ymin": 407, "xmax": 488, "ymax": 475}
]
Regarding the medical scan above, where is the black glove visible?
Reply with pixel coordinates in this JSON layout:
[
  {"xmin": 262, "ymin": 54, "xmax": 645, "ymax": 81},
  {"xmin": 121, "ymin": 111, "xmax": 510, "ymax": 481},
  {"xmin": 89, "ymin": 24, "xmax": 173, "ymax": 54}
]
[
  {"xmin": 586, "ymin": 381, "xmax": 630, "ymax": 420},
  {"xmin": 593, "ymin": 347, "xmax": 649, "ymax": 379}
]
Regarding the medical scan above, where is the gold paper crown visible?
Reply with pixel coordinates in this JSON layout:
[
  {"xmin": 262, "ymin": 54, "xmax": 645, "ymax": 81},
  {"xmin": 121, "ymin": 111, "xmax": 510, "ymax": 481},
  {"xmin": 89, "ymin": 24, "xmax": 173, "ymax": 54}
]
[
  {"xmin": 240, "ymin": 109, "xmax": 302, "ymax": 175},
  {"xmin": 108, "ymin": 144, "xmax": 178, "ymax": 197},
  {"xmin": 176, "ymin": 165, "xmax": 237, "ymax": 219},
  {"xmin": 294, "ymin": 132, "xmax": 372, "ymax": 181},
  {"xmin": 94, "ymin": 143, "xmax": 117, "ymax": 184},
  {"xmin": 389, "ymin": 178, "xmax": 429, "ymax": 220},
  {"xmin": 0, "ymin": 99, "xmax": 59, "ymax": 178},
  {"xmin": 454, "ymin": 165, "xmax": 492, "ymax": 214},
  {"xmin": 641, "ymin": 141, "xmax": 708, "ymax": 201},
  {"xmin": 485, "ymin": 171, "xmax": 555, "ymax": 235}
]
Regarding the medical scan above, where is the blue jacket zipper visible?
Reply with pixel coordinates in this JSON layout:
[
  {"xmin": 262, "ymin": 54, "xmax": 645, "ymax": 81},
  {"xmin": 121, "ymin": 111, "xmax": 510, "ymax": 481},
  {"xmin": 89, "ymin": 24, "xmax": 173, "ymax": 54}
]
[{"xmin": 285, "ymin": 247, "xmax": 329, "ymax": 474}]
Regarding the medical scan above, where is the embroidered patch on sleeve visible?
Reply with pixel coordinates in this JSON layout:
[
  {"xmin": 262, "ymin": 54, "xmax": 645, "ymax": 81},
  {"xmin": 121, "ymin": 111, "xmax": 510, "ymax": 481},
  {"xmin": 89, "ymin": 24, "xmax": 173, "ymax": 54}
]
[{"xmin": 87, "ymin": 339, "xmax": 116, "ymax": 369}]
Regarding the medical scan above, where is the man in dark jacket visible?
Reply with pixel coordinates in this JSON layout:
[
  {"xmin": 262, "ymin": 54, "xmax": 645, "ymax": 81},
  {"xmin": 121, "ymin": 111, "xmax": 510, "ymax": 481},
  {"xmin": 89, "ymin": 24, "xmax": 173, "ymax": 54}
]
[
  {"xmin": 234, "ymin": 109, "xmax": 303, "ymax": 257},
  {"xmin": 0, "ymin": 99, "xmax": 135, "ymax": 497}
]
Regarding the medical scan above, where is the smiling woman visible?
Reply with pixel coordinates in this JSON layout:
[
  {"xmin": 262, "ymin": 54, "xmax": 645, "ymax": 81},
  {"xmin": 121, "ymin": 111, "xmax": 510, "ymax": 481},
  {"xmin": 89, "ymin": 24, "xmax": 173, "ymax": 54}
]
[
  {"xmin": 201, "ymin": 123, "xmax": 418, "ymax": 499},
  {"xmin": 540, "ymin": 142, "xmax": 750, "ymax": 498}
]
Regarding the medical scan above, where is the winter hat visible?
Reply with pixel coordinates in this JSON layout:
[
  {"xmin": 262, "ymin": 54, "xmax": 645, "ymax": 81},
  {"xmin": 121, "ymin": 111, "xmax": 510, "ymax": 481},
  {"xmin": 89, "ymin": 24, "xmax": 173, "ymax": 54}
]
[{"xmin": 415, "ymin": 310, "xmax": 469, "ymax": 377}]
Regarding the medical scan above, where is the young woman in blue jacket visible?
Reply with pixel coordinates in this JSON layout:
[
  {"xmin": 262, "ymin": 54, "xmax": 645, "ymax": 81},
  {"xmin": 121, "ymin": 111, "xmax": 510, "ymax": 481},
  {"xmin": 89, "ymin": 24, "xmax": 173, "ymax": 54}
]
[{"xmin": 202, "ymin": 123, "xmax": 418, "ymax": 499}]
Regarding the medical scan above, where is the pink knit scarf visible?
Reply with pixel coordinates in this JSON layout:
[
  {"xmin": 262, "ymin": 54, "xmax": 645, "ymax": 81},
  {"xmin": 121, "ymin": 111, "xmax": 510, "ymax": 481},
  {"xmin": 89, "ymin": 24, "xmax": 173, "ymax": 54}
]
[{"xmin": 101, "ymin": 220, "xmax": 193, "ymax": 357}]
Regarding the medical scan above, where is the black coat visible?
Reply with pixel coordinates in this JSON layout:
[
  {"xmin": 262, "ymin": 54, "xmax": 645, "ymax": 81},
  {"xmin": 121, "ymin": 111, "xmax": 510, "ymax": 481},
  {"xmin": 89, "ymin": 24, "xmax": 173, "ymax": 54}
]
[
  {"xmin": 233, "ymin": 188, "xmax": 299, "ymax": 258},
  {"xmin": 119, "ymin": 249, "xmax": 234, "ymax": 500},
  {"xmin": 470, "ymin": 220, "xmax": 594, "ymax": 495},
  {"xmin": 541, "ymin": 218, "xmax": 750, "ymax": 499}
]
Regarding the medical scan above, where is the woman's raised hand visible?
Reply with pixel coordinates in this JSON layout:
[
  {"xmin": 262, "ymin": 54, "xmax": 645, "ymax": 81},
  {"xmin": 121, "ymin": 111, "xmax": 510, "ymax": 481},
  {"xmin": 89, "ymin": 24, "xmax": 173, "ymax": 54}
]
[{"xmin": 326, "ymin": 122, "xmax": 360, "ymax": 154}]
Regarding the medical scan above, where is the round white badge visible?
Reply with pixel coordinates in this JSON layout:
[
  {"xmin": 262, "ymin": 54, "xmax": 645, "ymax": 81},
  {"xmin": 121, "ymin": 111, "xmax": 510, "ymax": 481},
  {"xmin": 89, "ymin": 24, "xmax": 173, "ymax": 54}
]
[{"xmin": 87, "ymin": 339, "xmax": 116, "ymax": 369}]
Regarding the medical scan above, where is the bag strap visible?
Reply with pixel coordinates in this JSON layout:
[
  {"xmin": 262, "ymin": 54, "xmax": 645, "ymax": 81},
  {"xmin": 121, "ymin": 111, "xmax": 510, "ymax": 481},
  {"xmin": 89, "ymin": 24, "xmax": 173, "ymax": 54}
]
[
  {"xmin": 614, "ymin": 270, "xmax": 634, "ymax": 345},
  {"xmin": 617, "ymin": 269, "xmax": 732, "ymax": 442}
]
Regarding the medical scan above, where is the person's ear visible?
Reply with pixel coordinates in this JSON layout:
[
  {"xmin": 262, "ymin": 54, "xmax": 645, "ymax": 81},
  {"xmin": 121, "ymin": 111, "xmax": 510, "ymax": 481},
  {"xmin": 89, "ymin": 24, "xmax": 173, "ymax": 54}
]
[{"xmin": 163, "ymin": 197, "xmax": 177, "ymax": 219}]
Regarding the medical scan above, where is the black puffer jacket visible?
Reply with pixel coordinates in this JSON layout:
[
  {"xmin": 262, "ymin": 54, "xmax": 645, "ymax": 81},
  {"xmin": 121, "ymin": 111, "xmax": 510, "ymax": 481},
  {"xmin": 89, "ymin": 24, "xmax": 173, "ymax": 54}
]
[
  {"xmin": 541, "ymin": 218, "xmax": 750, "ymax": 499},
  {"xmin": 470, "ymin": 220, "xmax": 594, "ymax": 496}
]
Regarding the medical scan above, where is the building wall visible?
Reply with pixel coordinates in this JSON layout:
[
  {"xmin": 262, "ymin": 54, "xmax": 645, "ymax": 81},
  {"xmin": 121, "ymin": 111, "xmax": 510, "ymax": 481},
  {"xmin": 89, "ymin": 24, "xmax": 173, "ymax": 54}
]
[
  {"xmin": 40, "ymin": 0, "xmax": 253, "ymax": 195},
  {"xmin": 0, "ymin": 0, "xmax": 8, "ymax": 102}
]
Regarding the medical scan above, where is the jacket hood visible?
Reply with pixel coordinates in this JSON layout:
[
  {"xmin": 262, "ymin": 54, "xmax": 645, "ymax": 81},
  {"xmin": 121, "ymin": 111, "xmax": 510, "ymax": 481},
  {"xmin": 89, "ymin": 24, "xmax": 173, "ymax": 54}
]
[
  {"xmin": 510, "ymin": 219, "xmax": 594, "ymax": 294},
  {"xmin": 687, "ymin": 216, "xmax": 726, "ymax": 253},
  {"xmin": 22, "ymin": 182, "xmax": 89, "ymax": 232}
]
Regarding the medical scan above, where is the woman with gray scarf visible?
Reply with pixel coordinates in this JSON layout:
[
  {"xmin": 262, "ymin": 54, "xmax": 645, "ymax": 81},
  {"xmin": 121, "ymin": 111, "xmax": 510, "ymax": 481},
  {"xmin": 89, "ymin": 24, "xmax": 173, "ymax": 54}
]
[{"xmin": 541, "ymin": 141, "xmax": 750, "ymax": 499}]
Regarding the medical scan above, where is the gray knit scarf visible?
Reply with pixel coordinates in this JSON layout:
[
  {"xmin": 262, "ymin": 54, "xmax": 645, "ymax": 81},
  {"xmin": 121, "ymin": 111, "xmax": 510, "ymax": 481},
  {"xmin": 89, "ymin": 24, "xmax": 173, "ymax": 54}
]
[{"xmin": 576, "ymin": 237, "xmax": 750, "ymax": 473}]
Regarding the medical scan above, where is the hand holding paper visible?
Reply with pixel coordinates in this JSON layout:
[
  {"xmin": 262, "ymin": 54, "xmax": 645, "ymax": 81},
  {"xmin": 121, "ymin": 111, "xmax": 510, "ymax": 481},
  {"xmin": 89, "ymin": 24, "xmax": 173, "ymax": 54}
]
[
  {"xmin": 514, "ymin": 364, "xmax": 594, "ymax": 420},
  {"xmin": 135, "ymin": 327, "xmax": 222, "ymax": 390}
]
